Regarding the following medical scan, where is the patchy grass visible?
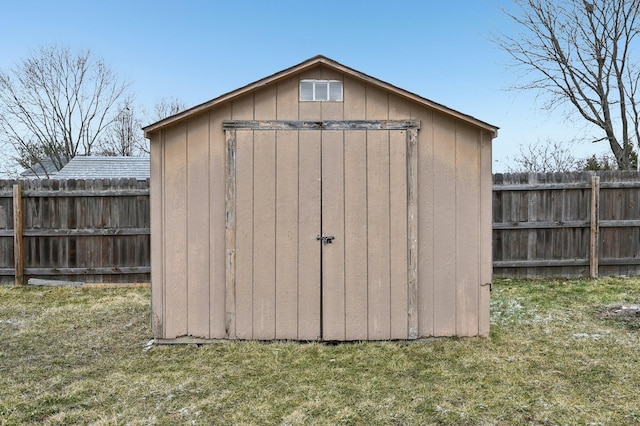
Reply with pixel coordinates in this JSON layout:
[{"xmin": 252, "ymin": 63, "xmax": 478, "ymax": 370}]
[{"xmin": 1, "ymin": 278, "xmax": 639, "ymax": 425}]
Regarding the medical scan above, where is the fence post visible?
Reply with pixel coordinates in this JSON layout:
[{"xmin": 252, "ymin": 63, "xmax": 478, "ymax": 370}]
[
  {"xmin": 13, "ymin": 184, "xmax": 24, "ymax": 285},
  {"xmin": 589, "ymin": 175, "xmax": 600, "ymax": 279}
]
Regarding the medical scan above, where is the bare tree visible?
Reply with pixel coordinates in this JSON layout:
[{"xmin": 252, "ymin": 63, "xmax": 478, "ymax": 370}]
[
  {"xmin": 0, "ymin": 45, "xmax": 128, "ymax": 176},
  {"xmin": 96, "ymin": 96, "xmax": 147, "ymax": 156},
  {"xmin": 496, "ymin": 0, "xmax": 640, "ymax": 170},
  {"xmin": 504, "ymin": 139, "xmax": 581, "ymax": 172},
  {"xmin": 150, "ymin": 96, "xmax": 187, "ymax": 123}
]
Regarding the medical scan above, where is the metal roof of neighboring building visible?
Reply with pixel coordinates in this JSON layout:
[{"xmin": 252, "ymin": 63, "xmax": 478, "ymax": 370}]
[
  {"xmin": 53, "ymin": 156, "xmax": 150, "ymax": 180},
  {"xmin": 20, "ymin": 158, "xmax": 68, "ymax": 178}
]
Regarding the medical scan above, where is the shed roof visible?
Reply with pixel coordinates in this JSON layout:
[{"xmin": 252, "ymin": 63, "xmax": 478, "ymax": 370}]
[
  {"xmin": 54, "ymin": 156, "xmax": 150, "ymax": 180},
  {"xmin": 143, "ymin": 55, "xmax": 499, "ymax": 138}
]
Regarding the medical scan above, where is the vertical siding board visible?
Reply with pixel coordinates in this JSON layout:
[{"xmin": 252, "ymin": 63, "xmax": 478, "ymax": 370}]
[
  {"xmin": 151, "ymin": 143, "xmax": 165, "ymax": 334},
  {"xmin": 252, "ymin": 130, "xmax": 277, "ymax": 339},
  {"xmin": 365, "ymin": 82, "xmax": 392, "ymax": 340},
  {"xmin": 479, "ymin": 133, "xmax": 493, "ymax": 336},
  {"xmin": 298, "ymin": 131, "xmax": 321, "ymax": 340},
  {"xmin": 344, "ymin": 130, "xmax": 369, "ymax": 340},
  {"xmin": 365, "ymin": 85, "xmax": 389, "ymax": 120},
  {"xmin": 211, "ymin": 105, "xmax": 231, "ymax": 338},
  {"xmin": 455, "ymin": 125, "xmax": 480, "ymax": 336},
  {"xmin": 255, "ymin": 86, "xmax": 277, "ymax": 120},
  {"xmin": 187, "ymin": 114, "xmax": 211, "ymax": 338},
  {"xmin": 432, "ymin": 114, "xmax": 457, "ymax": 336},
  {"xmin": 276, "ymin": 78, "xmax": 299, "ymax": 120},
  {"xmin": 253, "ymin": 89, "xmax": 277, "ymax": 339},
  {"xmin": 390, "ymin": 129, "xmax": 408, "ymax": 339},
  {"xmin": 231, "ymin": 93, "xmax": 255, "ymax": 120},
  {"xmin": 163, "ymin": 124, "xmax": 189, "ymax": 338},
  {"xmin": 343, "ymin": 76, "xmax": 366, "ymax": 120},
  {"xmin": 235, "ymin": 130, "xmax": 254, "ymax": 339},
  {"xmin": 389, "ymin": 95, "xmax": 412, "ymax": 121},
  {"xmin": 322, "ymin": 130, "xmax": 346, "ymax": 340},
  {"xmin": 366, "ymin": 130, "xmax": 392, "ymax": 340},
  {"xmin": 275, "ymin": 130, "xmax": 299, "ymax": 339},
  {"xmin": 417, "ymin": 109, "xmax": 435, "ymax": 337}
]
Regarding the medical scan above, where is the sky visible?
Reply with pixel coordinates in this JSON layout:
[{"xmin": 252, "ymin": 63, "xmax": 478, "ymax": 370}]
[{"xmin": 0, "ymin": 0, "xmax": 611, "ymax": 174}]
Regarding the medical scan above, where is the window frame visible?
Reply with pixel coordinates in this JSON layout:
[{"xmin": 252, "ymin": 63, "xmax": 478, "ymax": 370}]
[{"xmin": 299, "ymin": 79, "xmax": 343, "ymax": 102}]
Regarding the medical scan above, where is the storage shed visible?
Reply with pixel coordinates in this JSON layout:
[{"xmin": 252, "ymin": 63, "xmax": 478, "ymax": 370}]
[{"xmin": 144, "ymin": 56, "xmax": 498, "ymax": 342}]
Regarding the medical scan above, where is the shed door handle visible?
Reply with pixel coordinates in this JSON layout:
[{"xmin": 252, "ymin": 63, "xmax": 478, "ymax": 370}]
[{"xmin": 316, "ymin": 235, "xmax": 335, "ymax": 245}]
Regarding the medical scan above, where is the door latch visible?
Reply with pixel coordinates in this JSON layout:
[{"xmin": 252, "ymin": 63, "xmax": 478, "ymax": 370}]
[{"xmin": 316, "ymin": 235, "xmax": 335, "ymax": 245}]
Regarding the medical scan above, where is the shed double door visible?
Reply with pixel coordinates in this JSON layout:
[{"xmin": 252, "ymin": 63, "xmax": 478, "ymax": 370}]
[{"xmin": 225, "ymin": 121, "xmax": 418, "ymax": 341}]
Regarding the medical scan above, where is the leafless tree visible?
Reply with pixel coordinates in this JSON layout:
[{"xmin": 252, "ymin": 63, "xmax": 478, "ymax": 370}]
[
  {"xmin": 0, "ymin": 45, "xmax": 128, "ymax": 176},
  {"xmin": 496, "ymin": 0, "xmax": 640, "ymax": 170},
  {"xmin": 96, "ymin": 96, "xmax": 147, "ymax": 156},
  {"xmin": 504, "ymin": 139, "xmax": 581, "ymax": 172},
  {"xmin": 151, "ymin": 96, "xmax": 186, "ymax": 123}
]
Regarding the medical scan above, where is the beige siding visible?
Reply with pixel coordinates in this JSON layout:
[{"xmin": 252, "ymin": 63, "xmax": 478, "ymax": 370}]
[
  {"xmin": 209, "ymin": 105, "xmax": 230, "ymax": 338},
  {"xmin": 432, "ymin": 114, "xmax": 458, "ymax": 336},
  {"xmin": 235, "ymin": 130, "xmax": 254, "ymax": 339},
  {"xmin": 322, "ymin": 130, "xmax": 346, "ymax": 340},
  {"xmin": 479, "ymin": 132, "xmax": 493, "ymax": 336},
  {"xmin": 163, "ymin": 123, "xmax": 188, "ymax": 338},
  {"xmin": 276, "ymin": 78, "xmax": 299, "ymax": 119},
  {"xmin": 455, "ymin": 123, "xmax": 480, "ymax": 336},
  {"xmin": 253, "ymin": 130, "xmax": 277, "ymax": 339},
  {"xmin": 275, "ymin": 130, "xmax": 299, "ymax": 339},
  {"xmin": 150, "ymin": 65, "xmax": 494, "ymax": 340},
  {"xmin": 297, "ymin": 131, "xmax": 322, "ymax": 340},
  {"xmin": 413, "ymin": 105, "xmax": 491, "ymax": 338},
  {"xmin": 150, "ymin": 133, "xmax": 164, "ymax": 338},
  {"xmin": 390, "ymin": 129, "xmax": 408, "ymax": 339},
  {"xmin": 417, "ymin": 108, "xmax": 435, "ymax": 337},
  {"xmin": 344, "ymin": 130, "xmax": 368, "ymax": 340},
  {"xmin": 187, "ymin": 113, "xmax": 211, "ymax": 338},
  {"xmin": 343, "ymin": 76, "xmax": 366, "ymax": 120}
]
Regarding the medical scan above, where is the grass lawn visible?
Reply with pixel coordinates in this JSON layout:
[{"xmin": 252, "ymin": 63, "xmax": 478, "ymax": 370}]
[{"xmin": 1, "ymin": 278, "xmax": 639, "ymax": 425}]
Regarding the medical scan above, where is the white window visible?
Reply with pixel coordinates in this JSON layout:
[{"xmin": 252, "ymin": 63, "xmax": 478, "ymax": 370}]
[{"xmin": 300, "ymin": 80, "xmax": 343, "ymax": 101}]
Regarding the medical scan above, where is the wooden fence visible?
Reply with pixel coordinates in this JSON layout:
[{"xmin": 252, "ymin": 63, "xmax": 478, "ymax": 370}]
[
  {"xmin": 3, "ymin": 172, "xmax": 640, "ymax": 285},
  {"xmin": 0, "ymin": 179, "xmax": 150, "ymax": 285},
  {"xmin": 493, "ymin": 171, "xmax": 640, "ymax": 278}
]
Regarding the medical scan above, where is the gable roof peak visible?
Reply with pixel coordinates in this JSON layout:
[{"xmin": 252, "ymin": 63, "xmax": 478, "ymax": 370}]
[{"xmin": 144, "ymin": 55, "xmax": 498, "ymax": 138}]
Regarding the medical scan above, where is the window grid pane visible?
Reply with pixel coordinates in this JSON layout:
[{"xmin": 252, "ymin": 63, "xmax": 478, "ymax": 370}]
[
  {"xmin": 329, "ymin": 81, "xmax": 343, "ymax": 101},
  {"xmin": 300, "ymin": 81, "xmax": 314, "ymax": 101},
  {"xmin": 315, "ymin": 82, "xmax": 328, "ymax": 101}
]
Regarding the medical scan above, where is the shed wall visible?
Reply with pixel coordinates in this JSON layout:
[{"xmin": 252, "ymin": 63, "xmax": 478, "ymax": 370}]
[{"xmin": 150, "ymin": 66, "xmax": 492, "ymax": 339}]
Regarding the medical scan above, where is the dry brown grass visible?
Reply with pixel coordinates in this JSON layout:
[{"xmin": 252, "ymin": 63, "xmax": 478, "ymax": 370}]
[{"xmin": 1, "ymin": 277, "xmax": 639, "ymax": 424}]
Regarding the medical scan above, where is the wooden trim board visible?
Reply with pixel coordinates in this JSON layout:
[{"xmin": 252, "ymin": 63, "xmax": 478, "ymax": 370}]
[
  {"xmin": 223, "ymin": 120, "xmax": 420, "ymax": 131},
  {"xmin": 224, "ymin": 122, "xmax": 419, "ymax": 340}
]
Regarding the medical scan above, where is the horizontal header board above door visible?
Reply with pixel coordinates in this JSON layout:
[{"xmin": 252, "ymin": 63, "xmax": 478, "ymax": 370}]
[{"xmin": 222, "ymin": 120, "xmax": 420, "ymax": 131}]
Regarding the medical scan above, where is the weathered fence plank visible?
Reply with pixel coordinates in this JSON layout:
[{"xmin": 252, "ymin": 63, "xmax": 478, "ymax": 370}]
[
  {"xmin": 13, "ymin": 185, "xmax": 23, "ymax": 285},
  {"xmin": 590, "ymin": 175, "xmax": 600, "ymax": 278}
]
